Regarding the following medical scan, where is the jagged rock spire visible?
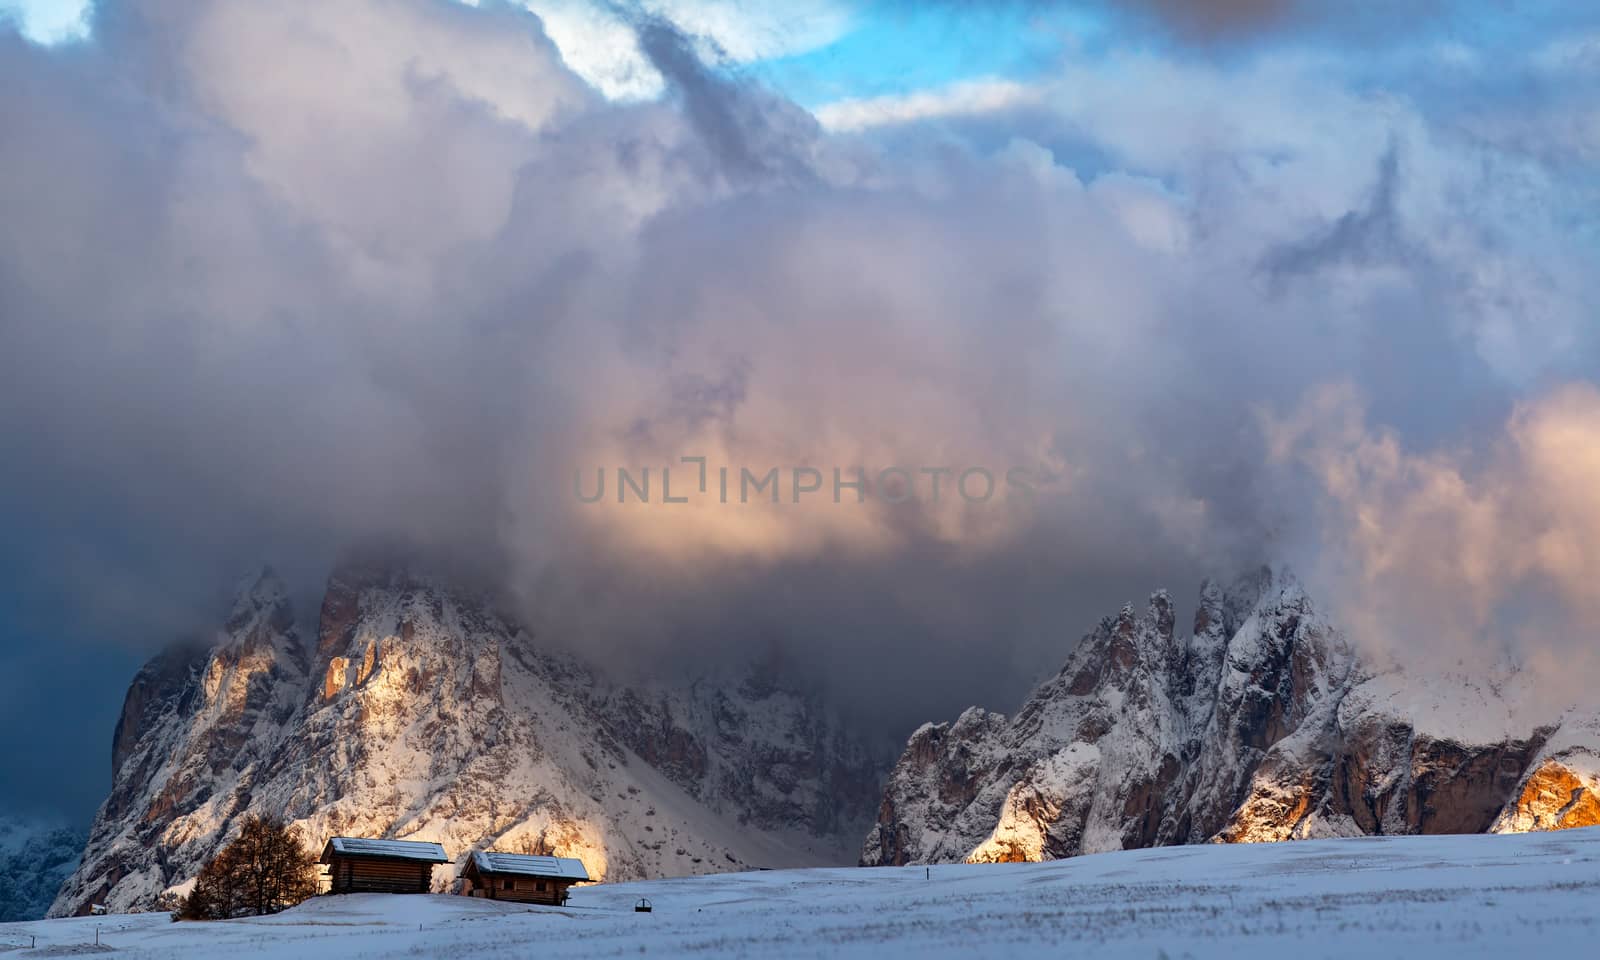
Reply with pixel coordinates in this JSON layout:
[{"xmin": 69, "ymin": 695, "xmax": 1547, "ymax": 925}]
[{"xmin": 862, "ymin": 570, "xmax": 1596, "ymax": 866}]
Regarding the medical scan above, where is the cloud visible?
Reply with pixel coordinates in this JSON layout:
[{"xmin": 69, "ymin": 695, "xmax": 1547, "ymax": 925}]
[
  {"xmin": 813, "ymin": 77, "xmax": 1041, "ymax": 132},
  {"xmin": 632, "ymin": 14, "xmax": 822, "ymax": 183},
  {"xmin": 0, "ymin": 0, "xmax": 89, "ymax": 44},
  {"xmin": 2, "ymin": 0, "xmax": 1599, "ymax": 815},
  {"xmin": 1266, "ymin": 382, "xmax": 1600, "ymax": 705},
  {"xmin": 1261, "ymin": 143, "xmax": 1405, "ymax": 281},
  {"xmin": 525, "ymin": 0, "xmax": 852, "ymax": 99},
  {"xmin": 926, "ymin": 0, "xmax": 1588, "ymax": 52},
  {"xmin": 1113, "ymin": 0, "xmax": 1296, "ymax": 38}
]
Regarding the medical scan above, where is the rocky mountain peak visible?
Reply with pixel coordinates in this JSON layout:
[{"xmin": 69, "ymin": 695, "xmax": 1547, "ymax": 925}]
[
  {"xmin": 863, "ymin": 570, "xmax": 1598, "ymax": 867},
  {"xmin": 58, "ymin": 561, "xmax": 1600, "ymax": 917},
  {"xmin": 54, "ymin": 563, "xmax": 884, "ymax": 916},
  {"xmin": 225, "ymin": 565, "xmax": 292, "ymax": 634}
]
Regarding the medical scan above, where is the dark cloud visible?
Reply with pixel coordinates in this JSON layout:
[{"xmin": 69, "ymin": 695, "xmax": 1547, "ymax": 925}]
[
  {"xmin": 1115, "ymin": 0, "xmax": 1298, "ymax": 38},
  {"xmin": 1263, "ymin": 143, "xmax": 1405, "ymax": 281},
  {"xmin": 915, "ymin": 0, "xmax": 1521, "ymax": 47},
  {"xmin": 631, "ymin": 14, "xmax": 821, "ymax": 184},
  {"xmin": 1110, "ymin": 0, "xmax": 1480, "ymax": 45},
  {"xmin": 1, "ymin": 0, "xmax": 1598, "ymax": 824}
]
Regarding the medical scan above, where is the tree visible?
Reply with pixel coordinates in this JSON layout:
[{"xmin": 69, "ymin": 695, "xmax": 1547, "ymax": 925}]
[
  {"xmin": 181, "ymin": 850, "xmax": 239, "ymax": 921},
  {"xmin": 180, "ymin": 816, "xmax": 317, "ymax": 920}
]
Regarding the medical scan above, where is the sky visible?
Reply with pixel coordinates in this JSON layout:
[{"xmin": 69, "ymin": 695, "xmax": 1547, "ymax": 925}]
[{"xmin": 1, "ymin": 0, "xmax": 1598, "ymax": 826}]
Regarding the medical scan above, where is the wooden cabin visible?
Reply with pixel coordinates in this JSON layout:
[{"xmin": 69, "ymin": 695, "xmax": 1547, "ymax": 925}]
[
  {"xmin": 319, "ymin": 837, "xmax": 449, "ymax": 895},
  {"xmin": 458, "ymin": 852, "xmax": 590, "ymax": 905}
]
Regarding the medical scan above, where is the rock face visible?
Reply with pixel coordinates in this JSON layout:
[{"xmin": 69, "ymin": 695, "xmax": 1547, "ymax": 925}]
[
  {"xmin": 1490, "ymin": 712, "xmax": 1600, "ymax": 834},
  {"xmin": 52, "ymin": 565, "xmax": 882, "ymax": 916},
  {"xmin": 863, "ymin": 569, "xmax": 1599, "ymax": 865}
]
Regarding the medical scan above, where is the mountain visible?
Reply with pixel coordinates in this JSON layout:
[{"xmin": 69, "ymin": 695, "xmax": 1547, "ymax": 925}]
[
  {"xmin": 862, "ymin": 569, "xmax": 1600, "ymax": 865},
  {"xmin": 51, "ymin": 564, "xmax": 883, "ymax": 916},
  {"xmin": 0, "ymin": 815, "xmax": 82, "ymax": 921},
  {"xmin": 52, "ymin": 563, "xmax": 1600, "ymax": 913}
]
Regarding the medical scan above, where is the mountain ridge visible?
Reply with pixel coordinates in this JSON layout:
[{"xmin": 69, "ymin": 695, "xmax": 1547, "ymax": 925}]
[
  {"xmin": 50, "ymin": 564, "xmax": 1600, "ymax": 916},
  {"xmin": 862, "ymin": 569, "xmax": 1600, "ymax": 865},
  {"xmin": 51, "ymin": 563, "xmax": 883, "ymax": 916}
]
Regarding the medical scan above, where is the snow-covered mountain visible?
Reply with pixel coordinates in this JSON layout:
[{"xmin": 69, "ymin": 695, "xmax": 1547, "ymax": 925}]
[
  {"xmin": 51, "ymin": 563, "xmax": 883, "ymax": 916},
  {"xmin": 0, "ymin": 816, "xmax": 82, "ymax": 921},
  {"xmin": 862, "ymin": 569, "xmax": 1600, "ymax": 865},
  {"xmin": 51, "ymin": 562, "xmax": 1600, "ymax": 913}
]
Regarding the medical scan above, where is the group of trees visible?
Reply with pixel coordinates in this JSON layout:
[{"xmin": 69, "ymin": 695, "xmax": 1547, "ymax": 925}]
[{"xmin": 178, "ymin": 816, "xmax": 318, "ymax": 920}]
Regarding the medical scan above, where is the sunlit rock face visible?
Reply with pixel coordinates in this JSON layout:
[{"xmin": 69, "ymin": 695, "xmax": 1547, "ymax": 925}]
[
  {"xmin": 1219, "ymin": 669, "xmax": 1557, "ymax": 843},
  {"xmin": 1492, "ymin": 714, "xmax": 1600, "ymax": 833},
  {"xmin": 1495, "ymin": 762, "xmax": 1600, "ymax": 831},
  {"xmin": 52, "ymin": 564, "xmax": 883, "ymax": 917},
  {"xmin": 863, "ymin": 570, "xmax": 1596, "ymax": 866}
]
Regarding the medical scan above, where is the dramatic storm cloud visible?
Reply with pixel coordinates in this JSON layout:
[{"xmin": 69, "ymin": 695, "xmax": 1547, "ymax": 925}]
[{"xmin": 1, "ymin": 0, "xmax": 1597, "ymax": 820}]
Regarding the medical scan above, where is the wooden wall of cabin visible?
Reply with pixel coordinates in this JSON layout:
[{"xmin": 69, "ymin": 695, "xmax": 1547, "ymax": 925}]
[
  {"xmin": 465, "ymin": 874, "xmax": 573, "ymax": 905},
  {"xmin": 327, "ymin": 856, "xmax": 435, "ymax": 894}
]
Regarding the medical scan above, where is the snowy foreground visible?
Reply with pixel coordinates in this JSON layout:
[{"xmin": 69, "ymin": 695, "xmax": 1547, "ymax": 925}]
[{"xmin": 5, "ymin": 828, "xmax": 1599, "ymax": 959}]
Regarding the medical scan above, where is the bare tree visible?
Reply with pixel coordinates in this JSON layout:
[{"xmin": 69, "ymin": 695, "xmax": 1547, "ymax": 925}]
[{"xmin": 181, "ymin": 816, "xmax": 317, "ymax": 920}]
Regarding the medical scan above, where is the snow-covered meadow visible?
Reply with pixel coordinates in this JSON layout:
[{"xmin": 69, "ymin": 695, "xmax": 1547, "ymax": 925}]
[{"xmin": 4, "ymin": 828, "xmax": 1597, "ymax": 958}]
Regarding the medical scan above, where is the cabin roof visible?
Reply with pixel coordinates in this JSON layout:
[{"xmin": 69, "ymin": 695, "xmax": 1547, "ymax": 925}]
[
  {"xmin": 468, "ymin": 851, "xmax": 590, "ymax": 881},
  {"xmin": 322, "ymin": 837, "xmax": 449, "ymax": 863}
]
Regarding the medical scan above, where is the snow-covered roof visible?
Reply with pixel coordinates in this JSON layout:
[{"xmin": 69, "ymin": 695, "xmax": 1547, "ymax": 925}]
[
  {"xmin": 325, "ymin": 837, "xmax": 449, "ymax": 863},
  {"xmin": 469, "ymin": 851, "xmax": 590, "ymax": 881}
]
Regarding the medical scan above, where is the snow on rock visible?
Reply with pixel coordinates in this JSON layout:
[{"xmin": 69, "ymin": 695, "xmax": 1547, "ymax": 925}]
[
  {"xmin": 867, "ymin": 567, "xmax": 1597, "ymax": 866},
  {"xmin": 0, "ymin": 816, "xmax": 83, "ymax": 921},
  {"xmin": 1492, "ymin": 710, "xmax": 1600, "ymax": 833},
  {"xmin": 864, "ymin": 571, "xmax": 1353, "ymax": 864},
  {"xmin": 865, "ymin": 584, "xmax": 1212, "ymax": 865},
  {"xmin": 51, "ymin": 562, "xmax": 884, "ymax": 917},
  {"xmin": 1219, "ymin": 662, "xmax": 1559, "ymax": 843},
  {"xmin": 966, "ymin": 742, "xmax": 1100, "ymax": 863}
]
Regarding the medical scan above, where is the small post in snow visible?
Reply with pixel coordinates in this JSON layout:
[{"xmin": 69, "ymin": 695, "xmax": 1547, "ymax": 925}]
[{"xmin": 925, "ymin": 867, "xmax": 929, "ymax": 880}]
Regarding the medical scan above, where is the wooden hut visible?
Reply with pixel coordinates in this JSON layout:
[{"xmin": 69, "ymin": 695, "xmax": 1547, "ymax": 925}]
[
  {"xmin": 319, "ymin": 837, "xmax": 449, "ymax": 894},
  {"xmin": 458, "ymin": 852, "xmax": 590, "ymax": 905}
]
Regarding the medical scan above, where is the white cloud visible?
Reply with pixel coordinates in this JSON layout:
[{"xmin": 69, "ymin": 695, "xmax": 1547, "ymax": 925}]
[{"xmin": 812, "ymin": 78, "xmax": 1042, "ymax": 132}]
